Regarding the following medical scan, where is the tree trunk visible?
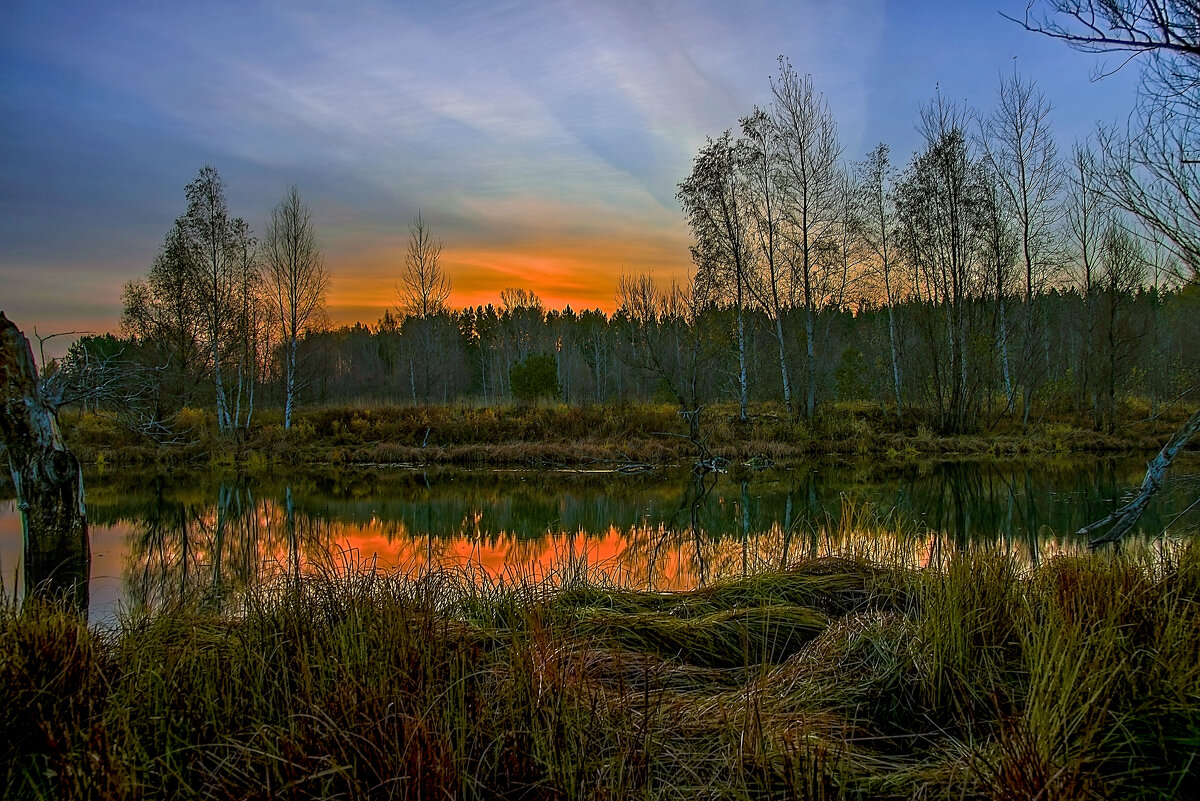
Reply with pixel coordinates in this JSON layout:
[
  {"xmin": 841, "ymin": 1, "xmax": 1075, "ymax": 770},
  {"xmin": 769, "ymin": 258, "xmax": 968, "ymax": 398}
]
[
  {"xmin": 805, "ymin": 303, "xmax": 816, "ymax": 420},
  {"xmin": 775, "ymin": 314, "xmax": 793, "ymax": 418},
  {"xmin": 886, "ymin": 290, "xmax": 903, "ymax": 422},
  {"xmin": 0, "ymin": 312, "xmax": 90, "ymax": 609},
  {"xmin": 284, "ymin": 336, "xmax": 298, "ymax": 430},
  {"xmin": 736, "ymin": 306, "xmax": 748, "ymax": 422},
  {"xmin": 1082, "ymin": 405, "xmax": 1200, "ymax": 547},
  {"xmin": 999, "ymin": 298, "xmax": 1014, "ymax": 413}
]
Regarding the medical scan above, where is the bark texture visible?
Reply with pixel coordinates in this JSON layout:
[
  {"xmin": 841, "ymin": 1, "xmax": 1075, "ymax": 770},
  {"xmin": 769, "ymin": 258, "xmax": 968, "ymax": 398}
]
[{"xmin": 0, "ymin": 312, "xmax": 90, "ymax": 606}]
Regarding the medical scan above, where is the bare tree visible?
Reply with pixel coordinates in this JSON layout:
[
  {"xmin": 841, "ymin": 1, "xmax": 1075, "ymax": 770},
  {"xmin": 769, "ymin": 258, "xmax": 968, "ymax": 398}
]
[
  {"xmin": 976, "ymin": 162, "xmax": 1020, "ymax": 415},
  {"xmin": 264, "ymin": 186, "xmax": 329, "ymax": 430},
  {"xmin": 229, "ymin": 218, "xmax": 263, "ymax": 433},
  {"xmin": 895, "ymin": 94, "xmax": 991, "ymax": 432},
  {"xmin": 396, "ymin": 212, "xmax": 454, "ymax": 402},
  {"xmin": 981, "ymin": 71, "xmax": 1065, "ymax": 424},
  {"xmin": 1065, "ymin": 142, "xmax": 1110, "ymax": 426},
  {"xmin": 120, "ymin": 223, "xmax": 206, "ymax": 426},
  {"xmin": 677, "ymin": 131, "xmax": 754, "ymax": 420},
  {"xmin": 397, "ymin": 211, "xmax": 450, "ymax": 318},
  {"xmin": 178, "ymin": 166, "xmax": 254, "ymax": 434},
  {"xmin": 616, "ymin": 274, "xmax": 720, "ymax": 454},
  {"xmin": 741, "ymin": 106, "xmax": 798, "ymax": 417},
  {"xmin": 1014, "ymin": 1, "xmax": 1199, "ymax": 271},
  {"xmin": 857, "ymin": 143, "xmax": 905, "ymax": 419},
  {"xmin": 1019, "ymin": 0, "xmax": 1200, "ymax": 544},
  {"xmin": 1095, "ymin": 218, "xmax": 1149, "ymax": 432},
  {"xmin": 771, "ymin": 59, "xmax": 843, "ymax": 419},
  {"xmin": 1009, "ymin": 1, "xmax": 1200, "ymax": 60}
]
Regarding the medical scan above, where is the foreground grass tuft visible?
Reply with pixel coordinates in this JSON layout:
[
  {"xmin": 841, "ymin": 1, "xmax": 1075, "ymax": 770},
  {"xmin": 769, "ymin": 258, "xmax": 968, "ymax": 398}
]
[{"xmin": 3, "ymin": 542, "xmax": 1199, "ymax": 799}]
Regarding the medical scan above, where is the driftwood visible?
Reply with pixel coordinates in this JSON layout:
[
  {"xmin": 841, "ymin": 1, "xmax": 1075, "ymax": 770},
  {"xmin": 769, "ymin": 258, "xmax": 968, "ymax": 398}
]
[
  {"xmin": 0, "ymin": 312, "xmax": 90, "ymax": 606},
  {"xmin": 1082, "ymin": 405, "xmax": 1200, "ymax": 548}
]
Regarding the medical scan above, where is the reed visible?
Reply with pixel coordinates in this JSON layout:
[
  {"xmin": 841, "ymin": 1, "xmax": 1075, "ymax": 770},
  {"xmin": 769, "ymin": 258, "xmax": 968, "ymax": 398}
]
[
  {"xmin": 3, "ymin": 536, "xmax": 1198, "ymax": 799},
  {"xmin": 57, "ymin": 400, "xmax": 1191, "ymax": 469}
]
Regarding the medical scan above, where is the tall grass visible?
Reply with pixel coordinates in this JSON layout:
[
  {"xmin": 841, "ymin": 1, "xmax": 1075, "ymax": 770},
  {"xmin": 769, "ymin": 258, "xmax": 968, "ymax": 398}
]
[
  {"xmin": 3, "ymin": 537, "xmax": 1198, "ymax": 799},
  {"xmin": 57, "ymin": 400, "xmax": 1192, "ymax": 468}
]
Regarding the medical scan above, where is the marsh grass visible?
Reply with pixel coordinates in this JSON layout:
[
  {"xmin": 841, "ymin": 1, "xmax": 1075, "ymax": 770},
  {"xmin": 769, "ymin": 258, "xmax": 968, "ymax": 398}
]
[
  {"xmin": 3, "ymin": 536, "xmax": 1199, "ymax": 800},
  {"xmin": 56, "ymin": 400, "xmax": 1195, "ymax": 469}
]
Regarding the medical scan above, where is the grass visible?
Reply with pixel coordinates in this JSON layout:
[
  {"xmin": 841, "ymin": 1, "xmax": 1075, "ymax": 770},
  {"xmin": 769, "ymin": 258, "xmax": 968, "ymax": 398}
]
[
  {"xmin": 55, "ymin": 399, "xmax": 1198, "ymax": 469},
  {"xmin": 3, "ymin": 536, "xmax": 1199, "ymax": 800}
]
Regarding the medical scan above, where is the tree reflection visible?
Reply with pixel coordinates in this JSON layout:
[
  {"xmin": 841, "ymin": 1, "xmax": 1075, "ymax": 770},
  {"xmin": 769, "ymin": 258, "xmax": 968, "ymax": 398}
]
[
  {"xmin": 126, "ymin": 479, "xmax": 335, "ymax": 611},
  {"xmin": 38, "ymin": 457, "xmax": 1194, "ymax": 615}
]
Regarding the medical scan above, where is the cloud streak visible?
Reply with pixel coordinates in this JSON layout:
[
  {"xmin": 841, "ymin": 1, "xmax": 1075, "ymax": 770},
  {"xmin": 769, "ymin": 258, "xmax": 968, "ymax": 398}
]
[{"xmin": 1, "ymin": 0, "xmax": 1141, "ymax": 350}]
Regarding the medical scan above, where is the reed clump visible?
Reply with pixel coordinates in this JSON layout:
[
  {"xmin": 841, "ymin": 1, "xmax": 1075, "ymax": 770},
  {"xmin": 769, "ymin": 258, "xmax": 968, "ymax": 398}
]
[{"xmin": 3, "ymin": 541, "xmax": 1199, "ymax": 799}]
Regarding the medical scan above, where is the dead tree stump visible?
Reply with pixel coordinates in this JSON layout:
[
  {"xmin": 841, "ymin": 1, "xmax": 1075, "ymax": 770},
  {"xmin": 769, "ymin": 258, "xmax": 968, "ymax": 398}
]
[{"xmin": 0, "ymin": 311, "xmax": 90, "ymax": 608}]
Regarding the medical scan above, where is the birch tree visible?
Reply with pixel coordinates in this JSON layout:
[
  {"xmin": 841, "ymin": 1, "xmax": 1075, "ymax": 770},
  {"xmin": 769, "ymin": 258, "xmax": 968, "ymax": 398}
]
[
  {"xmin": 178, "ymin": 166, "xmax": 252, "ymax": 434},
  {"xmin": 677, "ymin": 131, "xmax": 754, "ymax": 420},
  {"xmin": 396, "ymin": 212, "xmax": 453, "ymax": 401},
  {"xmin": 264, "ymin": 186, "xmax": 328, "ymax": 430},
  {"xmin": 981, "ymin": 71, "xmax": 1064, "ymax": 424},
  {"xmin": 770, "ymin": 59, "xmax": 842, "ymax": 419},
  {"xmin": 740, "ymin": 107, "xmax": 797, "ymax": 417}
]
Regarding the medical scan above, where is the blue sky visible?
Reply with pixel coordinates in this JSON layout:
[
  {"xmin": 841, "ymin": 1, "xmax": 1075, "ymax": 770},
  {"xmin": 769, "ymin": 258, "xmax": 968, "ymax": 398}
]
[{"xmin": 1, "ymin": 0, "xmax": 1143, "ymax": 347}]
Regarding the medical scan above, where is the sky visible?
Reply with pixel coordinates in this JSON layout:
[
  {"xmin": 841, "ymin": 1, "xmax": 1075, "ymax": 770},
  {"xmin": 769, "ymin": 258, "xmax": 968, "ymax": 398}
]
[{"xmin": 1, "ymin": 0, "xmax": 1144, "ymax": 352}]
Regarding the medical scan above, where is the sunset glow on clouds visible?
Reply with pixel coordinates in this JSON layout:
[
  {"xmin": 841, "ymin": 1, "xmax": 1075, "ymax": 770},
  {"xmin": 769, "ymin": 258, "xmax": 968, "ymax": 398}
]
[{"xmin": 2, "ymin": 0, "xmax": 1140, "ymax": 344}]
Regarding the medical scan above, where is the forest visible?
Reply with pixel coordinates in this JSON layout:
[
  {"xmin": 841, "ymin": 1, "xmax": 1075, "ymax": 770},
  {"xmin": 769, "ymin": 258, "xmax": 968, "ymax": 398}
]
[{"xmin": 56, "ymin": 55, "xmax": 1199, "ymax": 444}]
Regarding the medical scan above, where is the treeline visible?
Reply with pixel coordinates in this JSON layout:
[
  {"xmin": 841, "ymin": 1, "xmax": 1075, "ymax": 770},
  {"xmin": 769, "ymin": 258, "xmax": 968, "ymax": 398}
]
[
  {"xmin": 264, "ymin": 283, "xmax": 1200, "ymax": 432},
  {"xmin": 66, "ymin": 280, "xmax": 1199, "ymax": 435},
  {"xmin": 59, "ymin": 53, "xmax": 1199, "ymax": 437}
]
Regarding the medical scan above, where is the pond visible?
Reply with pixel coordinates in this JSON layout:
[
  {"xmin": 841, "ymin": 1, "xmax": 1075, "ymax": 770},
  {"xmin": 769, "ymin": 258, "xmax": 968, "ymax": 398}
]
[{"xmin": 2, "ymin": 457, "xmax": 1198, "ymax": 625}]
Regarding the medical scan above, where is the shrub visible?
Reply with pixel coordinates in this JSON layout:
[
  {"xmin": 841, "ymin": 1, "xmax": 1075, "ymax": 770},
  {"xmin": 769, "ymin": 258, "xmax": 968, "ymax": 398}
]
[{"xmin": 509, "ymin": 353, "xmax": 560, "ymax": 404}]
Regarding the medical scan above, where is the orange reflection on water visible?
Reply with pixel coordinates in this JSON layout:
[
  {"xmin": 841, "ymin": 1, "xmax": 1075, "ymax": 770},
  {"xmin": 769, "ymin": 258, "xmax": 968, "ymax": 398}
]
[{"xmin": 1, "ymin": 493, "xmax": 1091, "ymax": 627}]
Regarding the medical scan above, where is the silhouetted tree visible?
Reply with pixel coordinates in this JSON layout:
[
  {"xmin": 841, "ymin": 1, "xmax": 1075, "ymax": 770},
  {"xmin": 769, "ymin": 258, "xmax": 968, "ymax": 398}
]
[
  {"xmin": 895, "ymin": 95, "xmax": 991, "ymax": 432},
  {"xmin": 677, "ymin": 131, "xmax": 754, "ymax": 420},
  {"xmin": 180, "ymin": 166, "xmax": 253, "ymax": 433},
  {"xmin": 264, "ymin": 186, "xmax": 328, "ymax": 430},
  {"xmin": 771, "ymin": 59, "xmax": 843, "ymax": 419},
  {"xmin": 981, "ymin": 71, "xmax": 1064, "ymax": 424}
]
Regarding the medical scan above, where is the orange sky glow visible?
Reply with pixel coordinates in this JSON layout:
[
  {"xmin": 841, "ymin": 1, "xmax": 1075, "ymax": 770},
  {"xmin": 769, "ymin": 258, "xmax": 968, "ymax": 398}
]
[{"xmin": 325, "ymin": 227, "xmax": 694, "ymax": 324}]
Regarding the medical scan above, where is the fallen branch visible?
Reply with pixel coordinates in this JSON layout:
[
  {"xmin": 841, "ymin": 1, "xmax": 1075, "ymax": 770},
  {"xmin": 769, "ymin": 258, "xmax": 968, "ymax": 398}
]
[{"xmin": 1082, "ymin": 405, "xmax": 1200, "ymax": 548}]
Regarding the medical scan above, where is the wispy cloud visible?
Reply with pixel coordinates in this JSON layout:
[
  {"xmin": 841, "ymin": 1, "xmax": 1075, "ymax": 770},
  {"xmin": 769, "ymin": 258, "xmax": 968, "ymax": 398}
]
[{"xmin": 0, "ymin": 0, "xmax": 1142, "ymax": 345}]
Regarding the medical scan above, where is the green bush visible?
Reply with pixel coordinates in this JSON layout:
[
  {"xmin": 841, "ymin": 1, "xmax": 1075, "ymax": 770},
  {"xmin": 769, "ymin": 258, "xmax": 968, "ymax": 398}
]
[{"xmin": 509, "ymin": 352, "xmax": 560, "ymax": 403}]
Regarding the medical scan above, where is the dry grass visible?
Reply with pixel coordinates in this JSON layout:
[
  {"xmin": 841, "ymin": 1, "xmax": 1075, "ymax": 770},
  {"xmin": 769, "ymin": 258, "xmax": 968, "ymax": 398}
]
[
  {"xmin": 3, "ymin": 532, "xmax": 1199, "ymax": 800},
  {"xmin": 56, "ymin": 400, "xmax": 1194, "ymax": 469}
]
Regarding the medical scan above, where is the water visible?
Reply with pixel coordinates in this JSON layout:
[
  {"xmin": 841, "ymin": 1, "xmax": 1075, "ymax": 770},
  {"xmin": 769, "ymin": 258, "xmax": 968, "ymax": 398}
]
[{"xmin": 2, "ymin": 457, "xmax": 1197, "ymax": 625}]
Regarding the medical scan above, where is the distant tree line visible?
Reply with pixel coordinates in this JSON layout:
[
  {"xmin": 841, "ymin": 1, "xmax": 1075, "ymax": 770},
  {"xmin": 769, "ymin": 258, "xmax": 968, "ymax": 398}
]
[
  {"xmin": 56, "ymin": 1, "xmax": 1199, "ymax": 438},
  {"xmin": 64, "ymin": 268, "xmax": 1198, "ymax": 436}
]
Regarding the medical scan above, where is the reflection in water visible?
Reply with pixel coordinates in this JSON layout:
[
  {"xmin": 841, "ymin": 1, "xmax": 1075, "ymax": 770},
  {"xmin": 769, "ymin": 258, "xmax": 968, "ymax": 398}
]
[{"xmin": 1, "ymin": 458, "xmax": 1197, "ymax": 624}]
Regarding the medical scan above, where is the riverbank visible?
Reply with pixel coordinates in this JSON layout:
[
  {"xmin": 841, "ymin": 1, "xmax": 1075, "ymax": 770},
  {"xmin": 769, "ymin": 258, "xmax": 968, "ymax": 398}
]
[
  {"xmin": 4, "ymin": 540, "xmax": 1197, "ymax": 799},
  {"xmin": 57, "ymin": 401, "xmax": 1197, "ymax": 470}
]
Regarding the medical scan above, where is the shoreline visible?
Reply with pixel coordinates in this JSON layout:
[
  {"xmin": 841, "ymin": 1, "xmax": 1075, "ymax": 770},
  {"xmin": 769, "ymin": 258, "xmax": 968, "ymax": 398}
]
[{"xmin": 53, "ymin": 401, "xmax": 1197, "ymax": 471}]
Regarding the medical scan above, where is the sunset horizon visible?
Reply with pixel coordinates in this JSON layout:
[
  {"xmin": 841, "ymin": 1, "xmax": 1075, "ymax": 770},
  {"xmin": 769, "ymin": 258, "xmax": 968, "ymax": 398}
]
[{"xmin": 2, "ymin": 1, "xmax": 1144, "ymax": 352}]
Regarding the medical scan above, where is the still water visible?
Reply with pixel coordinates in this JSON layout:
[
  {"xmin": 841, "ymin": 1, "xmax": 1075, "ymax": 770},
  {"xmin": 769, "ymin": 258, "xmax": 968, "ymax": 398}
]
[{"xmin": 2, "ymin": 458, "xmax": 1197, "ymax": 625}]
